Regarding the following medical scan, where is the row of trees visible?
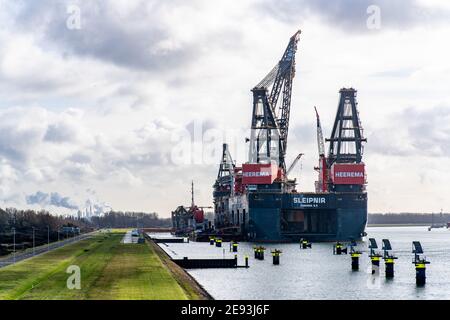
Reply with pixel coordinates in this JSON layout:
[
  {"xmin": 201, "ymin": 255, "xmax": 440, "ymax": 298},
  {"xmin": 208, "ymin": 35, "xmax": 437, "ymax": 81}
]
[
  {"xmin": 0, "ymin": 208, "xmax": 171, "ymax": 256},
  {"xmin": 90, "ymin": 211, "xmax": 171, "ymax": 229},
  {"xmin": 0, "ymin": 208, "xmax": 94, "ymax": 256},
  {"xmin": 368, "ymin": 213, "xmax": 450, "ymax": 225}
]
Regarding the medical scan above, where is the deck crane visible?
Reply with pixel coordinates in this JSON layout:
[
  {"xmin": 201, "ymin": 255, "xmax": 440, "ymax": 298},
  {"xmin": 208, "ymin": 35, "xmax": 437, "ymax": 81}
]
[
  {"xmin": 314, "ymin": 106, "xmax": 328, "ymax": 192},
  {"xmin": 248, "ymin": 30, "xmax": 301, "ymax": 175},
  {"xmin": 286, "ymin": 153, "xmax": 304, "ymax": 178},
  {"xmin": 315, "ymin": 106, "xmax": 325, "ymax": 157}
]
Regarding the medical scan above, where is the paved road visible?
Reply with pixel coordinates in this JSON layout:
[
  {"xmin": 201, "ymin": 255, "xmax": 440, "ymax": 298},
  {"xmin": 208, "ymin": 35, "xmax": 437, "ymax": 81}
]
[
  {"xmin": 122, "ymin": 230, "xmax": 132, "ymax": 243},
  {"xmin": 0, "ymin": 232, "xmax": 95, "ymax": 269},
  {"xmin": 122, "ymin": 230, "xmax": 139, "ymax": 244}
]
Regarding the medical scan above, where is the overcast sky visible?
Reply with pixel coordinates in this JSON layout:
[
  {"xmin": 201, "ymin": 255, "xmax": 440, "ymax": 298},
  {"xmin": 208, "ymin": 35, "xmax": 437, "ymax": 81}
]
[{"xmin": 0, "ymin": 0, "xmax": 449, "ymax": 216}]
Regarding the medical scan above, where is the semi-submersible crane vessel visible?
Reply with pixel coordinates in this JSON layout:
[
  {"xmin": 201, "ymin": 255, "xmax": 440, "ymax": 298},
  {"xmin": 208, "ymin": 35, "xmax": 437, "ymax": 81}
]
[{"xmin": 212, "ymin": 30, "xmax": 368, "ymax": 242}]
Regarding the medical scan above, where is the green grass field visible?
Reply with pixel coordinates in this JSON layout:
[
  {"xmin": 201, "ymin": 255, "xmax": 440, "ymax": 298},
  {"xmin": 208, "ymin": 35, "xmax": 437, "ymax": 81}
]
[{"xmin": 0, "ymin": 231, "xmax": 201, "ymax": 300}]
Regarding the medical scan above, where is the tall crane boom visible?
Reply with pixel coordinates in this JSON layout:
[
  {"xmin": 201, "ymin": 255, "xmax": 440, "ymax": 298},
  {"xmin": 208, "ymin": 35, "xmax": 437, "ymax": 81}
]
[
  {"xmin": 314, "ymin": 106, "xmax": 328, "ymax": 193},
  {"xmin": 314, "ymin": 106, "xmax": 325, "ymax": 156},
  {"xmin": 248, "ymin": 30, "xmax": 301, "ymax": 173}
]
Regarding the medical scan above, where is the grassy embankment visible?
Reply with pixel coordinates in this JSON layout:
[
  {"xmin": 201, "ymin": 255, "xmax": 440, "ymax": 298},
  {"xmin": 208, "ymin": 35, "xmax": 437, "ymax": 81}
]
[{"xmin": 0, "ymin": 230, "xmax": 204, "ymax": 300}]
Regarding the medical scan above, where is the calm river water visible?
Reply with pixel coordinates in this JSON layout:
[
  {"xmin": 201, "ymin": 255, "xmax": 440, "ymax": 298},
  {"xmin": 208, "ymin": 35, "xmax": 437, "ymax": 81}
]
[{"xmin": 153, "ymin": 227, "xmax": 450, "ymax": 300}]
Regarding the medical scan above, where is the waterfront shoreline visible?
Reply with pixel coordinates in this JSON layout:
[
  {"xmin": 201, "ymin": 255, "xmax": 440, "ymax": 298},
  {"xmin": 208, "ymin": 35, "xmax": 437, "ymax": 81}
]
[
  {"xmin": 148, "ymin": 239, "xmax": 213, "ymax": 300},
  {"xmin": 367, "ymin": 224, "xmax": 444, "ymax": 227}
]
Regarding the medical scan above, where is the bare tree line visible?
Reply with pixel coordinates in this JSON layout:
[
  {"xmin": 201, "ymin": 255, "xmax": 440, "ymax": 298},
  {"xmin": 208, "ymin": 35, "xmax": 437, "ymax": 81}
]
[
  {"xmin": 0, "ymin": 208, "xmax": 171, "ymax": 256},
  {"xmin": 368, "ymin": 213, "xmax": 449, "ymax": 225}
]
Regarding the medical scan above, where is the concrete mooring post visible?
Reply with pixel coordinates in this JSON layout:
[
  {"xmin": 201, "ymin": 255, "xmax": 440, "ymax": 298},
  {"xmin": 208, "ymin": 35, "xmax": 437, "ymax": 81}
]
[
  {"xmin": 254, "ymin": 246, "xmax": 265, "ymax": 260},
  {"xmin": 382, "ymin": 239, "xmax": 397, "ymax": 278},
  {"xmin": 271, "ymin": 249, "xmax": 282, "ymax": 265},
  {"xmin": 370, "ymin": 255, "xmax": 381, "ymax": 274},
  {"xmin": 232, "ymin": 241, "xmax": 238, "ymax": 253},
  {"xmin": 349, "ymin": 241, "xmax": 361, "ymax": 271},
  {"xmin": 368, "ymin": 238, "xmax": 382, "ymax": 274},
  {"xmin": 385, "ymin": 258, "xmax": 396, "ymax": 278},
  {"xmin": 300, "ymin": 238, "xmax": 312, "ymax": 249},
  {"xmin": 259, "ymin": 247, "xmax": 265, "ymax": 260},
  {"xmin": 333, "ymin": 242, "xmax": 347, "ymax": 255},
  {"xmin": 412, "ymin": 241, "xmax": 430, "ymax": 286},
  {"xmin": 351, "ymin": 252, "xmax": 361, "ymax": 270},
  {"xmin": 415, "ymin": 263, "xmax": 427, "ymax": 286}
]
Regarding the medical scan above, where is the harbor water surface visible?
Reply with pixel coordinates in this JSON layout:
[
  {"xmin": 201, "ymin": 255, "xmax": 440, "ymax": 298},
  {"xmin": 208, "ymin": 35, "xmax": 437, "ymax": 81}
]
[{"xmin": 153, "ymin": 227, "xmax": 450, "ymax": 299}]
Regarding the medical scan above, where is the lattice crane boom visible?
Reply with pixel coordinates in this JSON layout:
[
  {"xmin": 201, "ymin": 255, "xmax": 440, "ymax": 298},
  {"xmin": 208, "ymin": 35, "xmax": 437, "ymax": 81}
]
[
  {"xmin": 216, "ymin": 143, "xmax": 236, "ymax": 196},
  {"xmin": 314, "ymin": 106, "xmax": 325, "ymax": 157},
  {"xmin": 286, "ymin": 153, "xmax": 304, "ymax": 177},
  {"xmin": 248, "ymin": 30, "xmax": 301, "ymax": 173}
]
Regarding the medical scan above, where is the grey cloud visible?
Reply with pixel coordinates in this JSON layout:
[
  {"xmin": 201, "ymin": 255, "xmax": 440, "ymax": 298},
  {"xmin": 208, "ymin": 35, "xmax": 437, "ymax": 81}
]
[
  {"xmin": 50, "ymin": 192, "xmax": 78, "ymax": 210},
  {"xmin": 25, "ymin": 190, "xmax": 113, "ymax": 215},
  {"xmin": 255, "ymin": 0, "xmax": 448, "ymax": 31},
  {"xmin": 68, "ymin": 153, "xmax": 91, "ymax": 164},
  {"xmin": 0, "ymin": 73, "xmax": 66, "ymax": 93},
  {"xmin": 0, "ymin": 123, "xmax": 44, "ymax": 163},
  {"xmin": 0, "ymin": 108, "xmax": 85, "ymax": 168},
  {"xmin": 62, "ymin": 164, "xmax": 89, "ymax": 177},
  {"xmin": 44, "ymin": 123, "xmax": 78, "ymax": 143},
  {"xmin": 0, "ymin": 0, "xmax": 245, "ymax": 108},
  {"xmin": 407, "ymin": 107, "xmax": 450, "ymax": 156},
  {"xmin": 26, "ymin": 191, "xmax": 48, "ymax": 205},
  {"xmin": 26, "ymin": 191, "xmax": 79, "ymax": 209},
  {"xmin": 13, "ymin": 0, "xmax": 198, "ymax": 72},
  {"xmin": 115, "ymin": 152, "xmax": 168, "ymax": 169},
  {"xmin": 368, "ymin": 106, "xmax": 450, "ymax": 157}
]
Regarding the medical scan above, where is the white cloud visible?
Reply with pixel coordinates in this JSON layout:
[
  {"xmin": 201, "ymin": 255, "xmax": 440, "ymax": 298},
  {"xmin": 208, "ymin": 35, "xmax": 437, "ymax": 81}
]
[{"xmin": 0, "ymin": 1, "xmax": 449, "ymax": 215}]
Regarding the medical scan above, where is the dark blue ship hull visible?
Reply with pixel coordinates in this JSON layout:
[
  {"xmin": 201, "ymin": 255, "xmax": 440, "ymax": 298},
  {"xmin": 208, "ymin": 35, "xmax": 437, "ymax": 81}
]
[{"xmin": 246, "ymin": 192, "xmax": 367, "ymax": 242}]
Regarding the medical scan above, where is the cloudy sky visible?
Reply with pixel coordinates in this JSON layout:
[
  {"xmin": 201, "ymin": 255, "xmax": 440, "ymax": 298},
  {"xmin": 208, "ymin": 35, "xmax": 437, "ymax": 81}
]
[{"xmin": 0, "ymin": 0, "xmax": 449, "ymax": 216}]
